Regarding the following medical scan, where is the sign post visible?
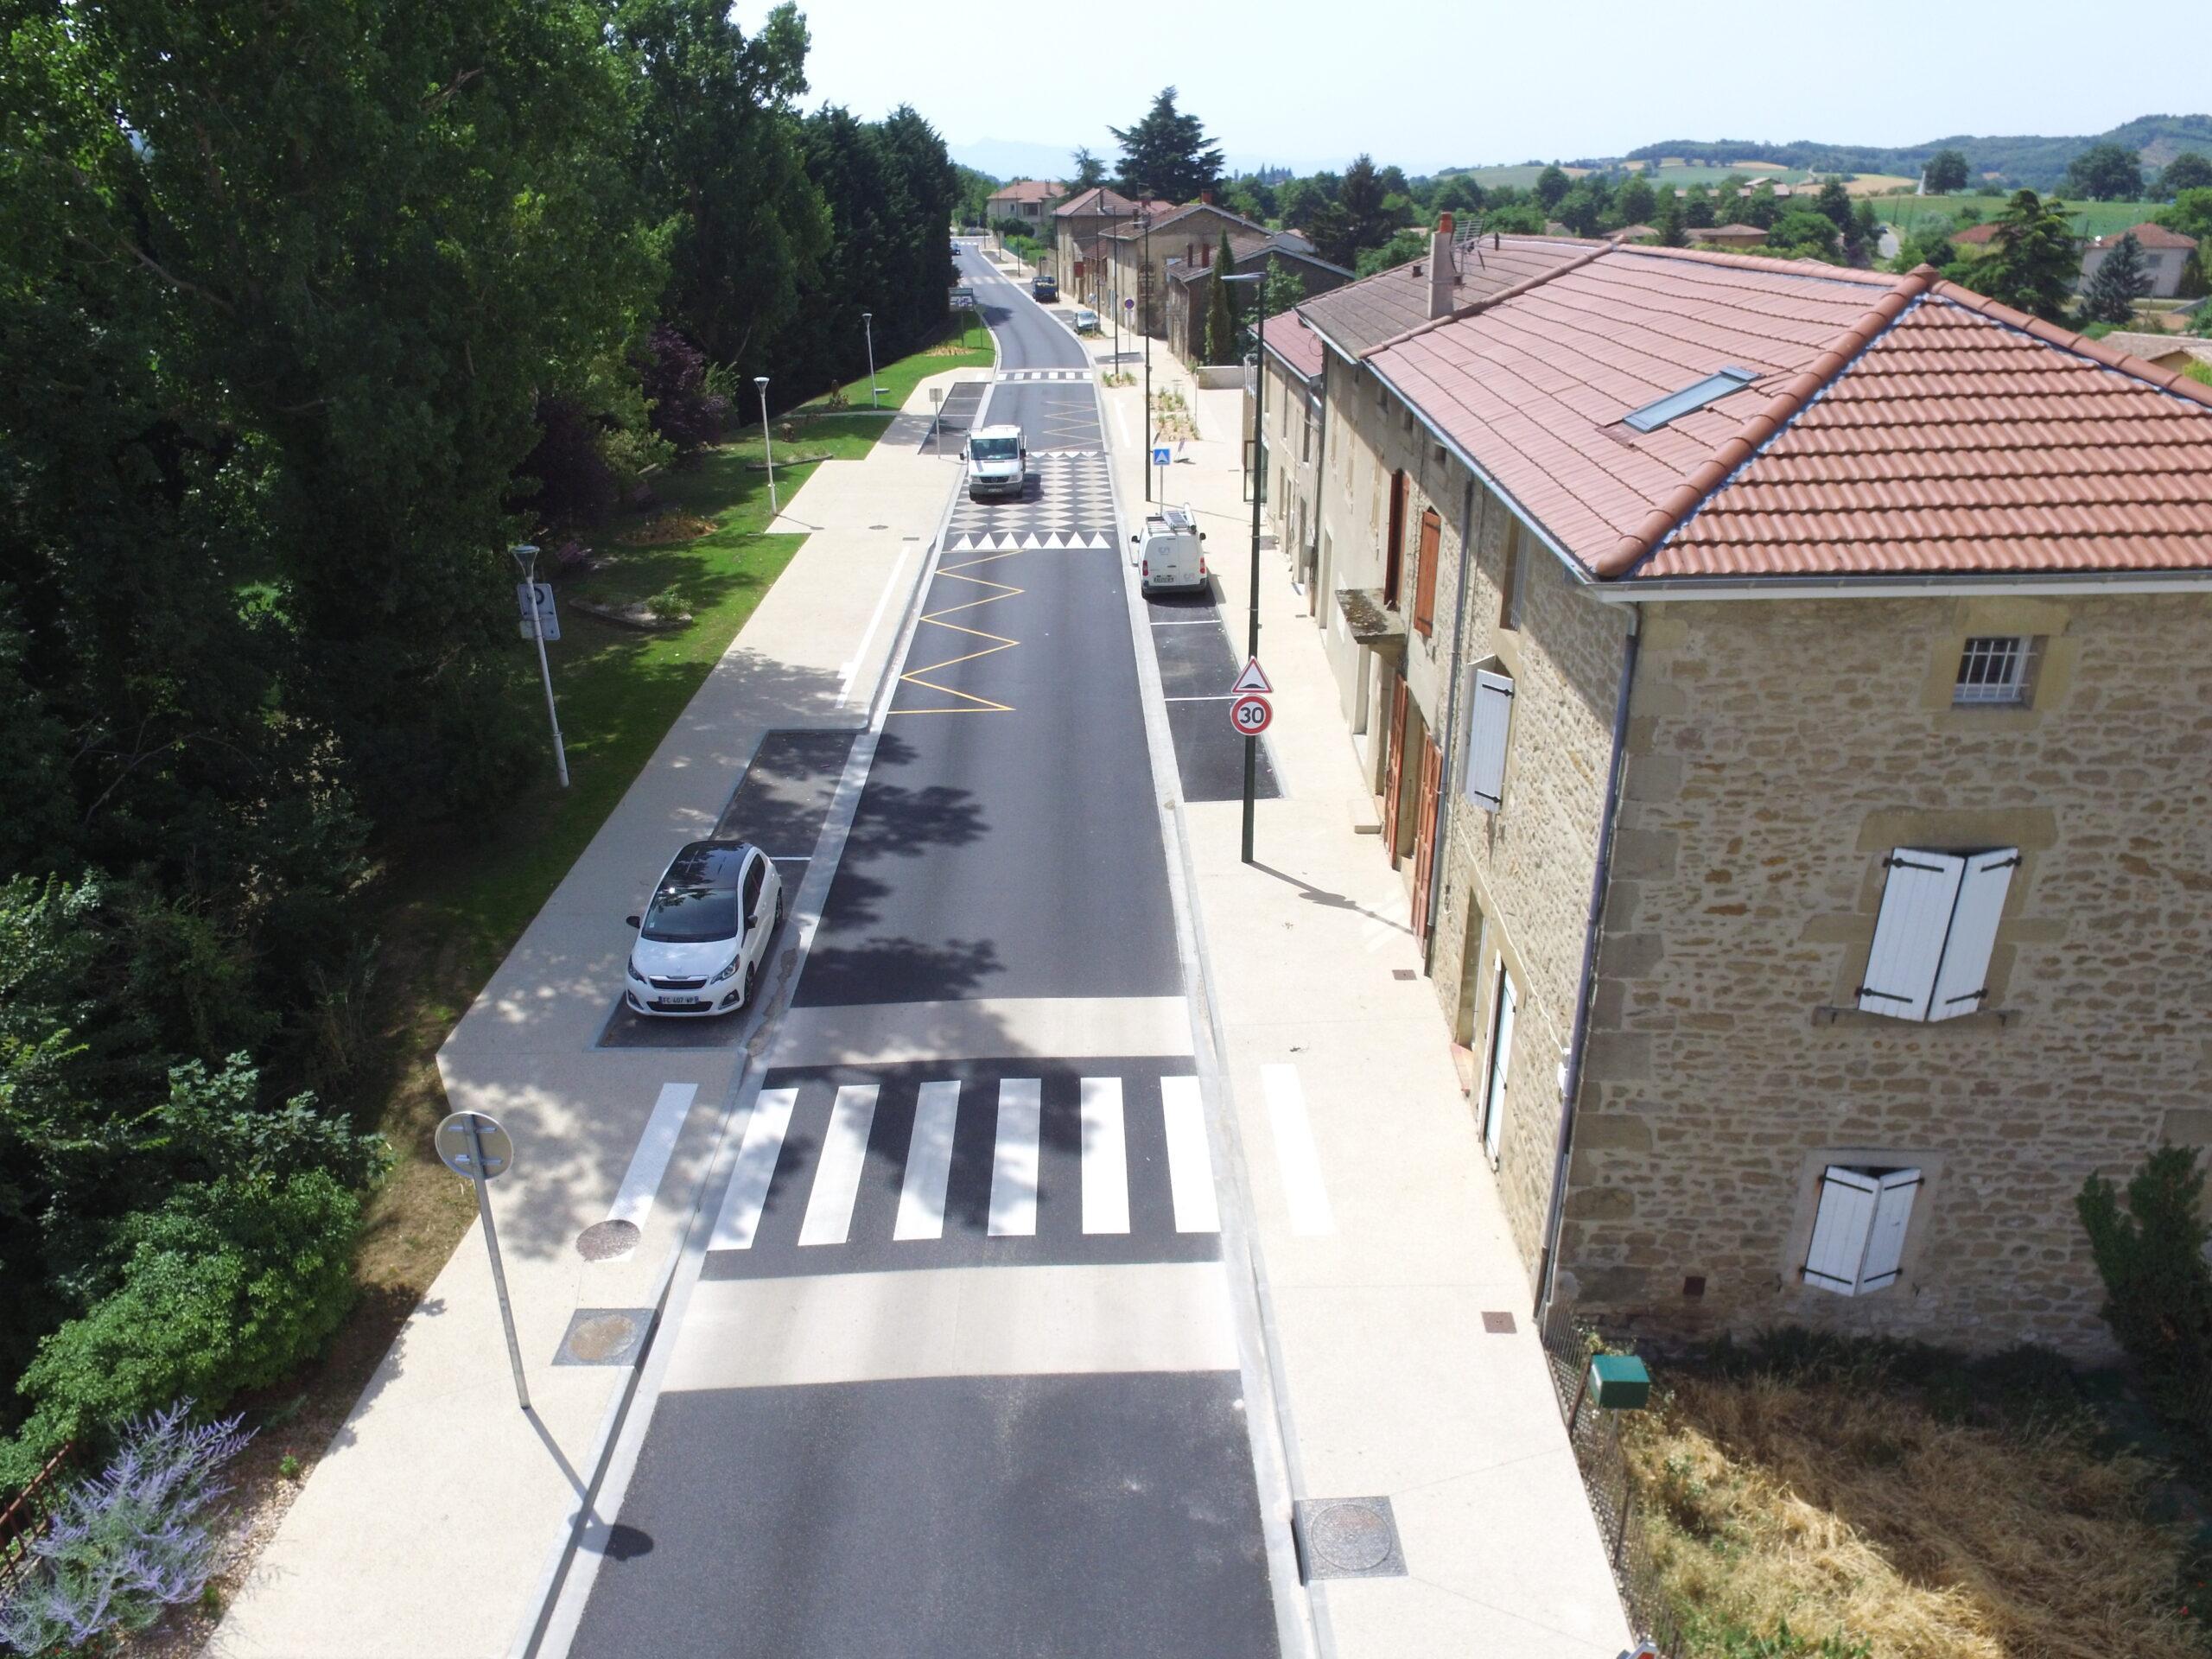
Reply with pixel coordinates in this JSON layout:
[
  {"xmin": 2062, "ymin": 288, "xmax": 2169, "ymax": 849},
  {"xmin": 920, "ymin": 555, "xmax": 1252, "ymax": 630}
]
[
  {"xmin": 435, "ymin": 1110, "xmax": 529, "ymax": 1411},
  {"xmin": 510, "ymin": 546, "xmax": 569, "ymax": 789},
  {"xmin": 1230, "ymin": 658, "xmax": 1273, "ymax": 863},
  {"xmin": 929, "ymin": 386, "xmax": 944, "ymax": 454},
  {"xmin": 1152, "ymin": 445, "xmax": 1172, "ymax": 499}
]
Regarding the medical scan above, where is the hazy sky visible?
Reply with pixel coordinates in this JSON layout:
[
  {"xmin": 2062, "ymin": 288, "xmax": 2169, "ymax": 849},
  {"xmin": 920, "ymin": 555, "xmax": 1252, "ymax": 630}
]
[{"xmin": 743, "ymin": 0, "xmax": 2206, "ymax": 175}]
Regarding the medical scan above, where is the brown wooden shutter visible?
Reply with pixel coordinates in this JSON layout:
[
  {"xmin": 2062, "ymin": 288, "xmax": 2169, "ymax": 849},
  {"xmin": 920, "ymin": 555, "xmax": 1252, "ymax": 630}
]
[
  {"xmin": 1383, "ymin": 471, "xmax": 1407, "ymax": 607},
  {"xmin": 1411, "ymin": 735, "xmax": 1443, "ymax": 941},
  {"xmin": 1413, "ymin": 508, "xmax": 1440, "ymax": 637},
  {"xmin": 1382, "ymin": 676, "xmax": 1409, "ymax": 861}
]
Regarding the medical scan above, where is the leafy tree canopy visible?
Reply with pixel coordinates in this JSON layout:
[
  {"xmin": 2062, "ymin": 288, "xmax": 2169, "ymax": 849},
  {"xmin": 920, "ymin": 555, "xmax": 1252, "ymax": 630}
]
[
  {"xmin": 1070, "ymin": 147, "xmax": 1108, "ymax": 190},
  {"xmin": 1110, "ymin": 86, "xmax": 1223, "ymax": 205},
  {"xmin": 1923, "ymin": 148, "xmax": 1971, "ymax": 194},
  {"xmin": 1963, "ymin": 190, "xmax": 2083, "ymax": 321},
  {"xmin": 2065, "ymin": 142, "xmax": 2145, "ymax": 200}
]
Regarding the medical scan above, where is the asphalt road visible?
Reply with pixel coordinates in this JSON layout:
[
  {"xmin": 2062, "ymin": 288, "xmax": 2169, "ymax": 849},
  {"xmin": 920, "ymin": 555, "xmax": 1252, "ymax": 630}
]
[{"xmin": 562, "ymin": 246, "xmax": 1281, "ymax": 1659}]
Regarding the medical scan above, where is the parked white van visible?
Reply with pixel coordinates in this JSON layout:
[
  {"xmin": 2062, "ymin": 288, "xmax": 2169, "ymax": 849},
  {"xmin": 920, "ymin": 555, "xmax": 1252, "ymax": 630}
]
[
  {"xmin": 964, "ymin": 424, "xmax": 1027, "ymax": 500},
  {"xmin": 1132, "ymin": 505, "xmax": 1209, "ymax": 594}
]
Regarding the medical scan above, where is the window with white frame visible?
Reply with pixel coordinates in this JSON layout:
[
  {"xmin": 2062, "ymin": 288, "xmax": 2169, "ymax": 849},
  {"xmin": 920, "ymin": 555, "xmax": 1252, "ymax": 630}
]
[
  {"xmin": 1803, "ymin": 1165, "xmax": 1922, "ymax": 1294},
  {"xmin": 1952, "ymin": 636, "xmax": 2037, "ymax": 706},
  {"xmin": 1460, "ymin": 666, "xmax": 1514, "ymax": 811},
  {"xmin": 1856, "ymin": 847, "xmax": 2019, "ymax": 1020}
]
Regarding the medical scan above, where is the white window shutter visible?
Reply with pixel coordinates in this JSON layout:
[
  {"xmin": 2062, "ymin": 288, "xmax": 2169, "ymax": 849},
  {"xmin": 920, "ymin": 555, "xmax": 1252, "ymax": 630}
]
[
  {"xmin": 1857, "ymin": 850, "xmax": 1966, "ymax": 1020},
  {"xmin": 1802, "ymin": 1166, "xmax": 1878, "ymax": 1294},
  {"xmin": 1928, "ymin": 850, "xmax": 2018, "ymax": 1021},
  {"xmin": 1857, "ymin": 1169, "xmax": 1923, "ymax": 1291},
  {"xmin": 1461, "ymin": 669, "xmax": 1514, "ymax": 811}
]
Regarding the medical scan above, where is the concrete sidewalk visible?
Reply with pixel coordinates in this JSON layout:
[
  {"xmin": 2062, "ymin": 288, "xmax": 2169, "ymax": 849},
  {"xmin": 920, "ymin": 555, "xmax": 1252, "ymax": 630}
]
[
  {"xmin": 209, "ymin": 378, "xmax": 973, "ymax": 1659},
  {"xmin": 1091, "ymin": 346, "xmax": 1635, "ymax": 1657}
]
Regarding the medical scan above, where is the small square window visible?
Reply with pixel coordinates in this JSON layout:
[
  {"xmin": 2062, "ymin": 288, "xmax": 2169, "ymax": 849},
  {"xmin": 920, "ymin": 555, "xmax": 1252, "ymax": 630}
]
[{"xmin": 1952, "ymin": 636, "xmax": 2036, "ymax": 706}]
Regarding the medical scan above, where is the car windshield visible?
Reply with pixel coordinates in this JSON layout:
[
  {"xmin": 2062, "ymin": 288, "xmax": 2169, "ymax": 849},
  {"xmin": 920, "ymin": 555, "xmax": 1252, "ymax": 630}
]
[
  {"xmin": 640, "ymin": 885, "xmax": 741, "ymax": 944},
  {"xmin": 971, "ymin": 436, "xmax": 1019, "ymax": 461}
]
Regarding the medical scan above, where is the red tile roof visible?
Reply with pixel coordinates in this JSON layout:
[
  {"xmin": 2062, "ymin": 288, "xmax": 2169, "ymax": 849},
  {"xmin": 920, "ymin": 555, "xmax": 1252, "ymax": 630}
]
[
  {"xmin": 2107, "ymin": 220, "xmax": 2197, "ymax": 251},
  {"xmin": 1262, "ymin": 311, "xmax": 1325, "ymax": 381},
  {"xmin": 1299, "ymin": 234, "xmax": 1601, "ymax": 360},
  {"xmin": 1952, "ymin": 221, "xmax": 2001, "ymax": 245},
  {"xmin": 987, "ymin": 179, "xmax": 1062, "ymax": 202},
  {"xmin": 1367, "ymin": 245, "xmax": 2212, "ymax": 582},
  {"xmin": 1053, "ymin": 186, "xmax": 1137, "ymax": 219}
]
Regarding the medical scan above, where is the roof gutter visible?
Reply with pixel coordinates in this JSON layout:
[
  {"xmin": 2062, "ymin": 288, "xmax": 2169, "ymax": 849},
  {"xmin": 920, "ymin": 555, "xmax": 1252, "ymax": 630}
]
[
  {"xmin": 1588, "ymin": 568, "xmax": 2212, "ymax": 602},
  {"xmin": 1535, "ymin": 603, "xmax": 1640, "ymax": 1320}
]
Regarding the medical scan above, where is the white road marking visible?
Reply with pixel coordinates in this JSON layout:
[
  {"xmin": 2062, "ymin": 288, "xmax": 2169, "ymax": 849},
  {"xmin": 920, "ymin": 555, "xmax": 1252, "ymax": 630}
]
[
  {"xmin": 707, "ymin": 1087, "xmax": 798, "ymax": 1250},
  {"xmin": 835, "ymin": 544, "xmax": 911, "ymax": 706},
  {"xmin": 1080, "ymin": 1077, "xmax": 1129, "ymax": 1235},
  {"xmin": 1262, "ymin": 1063, "xmax": 1336, "ymax": 1236},
  {"xmin": 1159, "ymin": 1077, "xmax": 1221, "ymax": 1234},
  {"xmin": 893, "ymin": 1080, "xmax": 961, "ymax": 1241},
  {"xmin": 797, "ymin": 1085, "xmax": 879, "ymax": 1247},
  {"xmin": 604, "ymin": 1082, "xmax": 697, "ymax": 1229},
  {"xmin": 988, "ymin": 1077, "xmax": 1042, "ymax": 1236}
]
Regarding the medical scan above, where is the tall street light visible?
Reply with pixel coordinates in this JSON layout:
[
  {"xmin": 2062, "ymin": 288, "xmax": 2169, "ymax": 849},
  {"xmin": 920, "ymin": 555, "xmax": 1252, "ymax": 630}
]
[
  {"xmin": 1223, "ymin": 262, "xmax": 1270, "ymax": 865},
  {"xmin": 754, "ymin": 375, "xmax": 777, "ymax": 518},
  {"xmin": 509, "ymin": 543, "xmax": 569, "ymax": 789},
  {"xmin": 861, "ymin": 311, "xmax": 880, "ymax": 410},
  {"xmin": 1140, "ymin": 204, "xmax": 1154, "ymax": 502}
]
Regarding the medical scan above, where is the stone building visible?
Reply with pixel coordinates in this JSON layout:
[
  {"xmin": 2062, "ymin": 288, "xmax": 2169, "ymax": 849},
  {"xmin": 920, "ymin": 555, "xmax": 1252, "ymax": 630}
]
[
  {"xmin": 1287, "ymin": 232, "xmax": 2212, "ymax": 1358},
  {"xmin": 1051, "ymin": 185, "xmax": 1138, "ymax": 306},
  {"xmin": 1164, "ymin": 240, "xmax": 1350, "ymax": 367},
  {"xmin": 1097, "ymin": 201, "xmax": 1285, "ymax": 338}
]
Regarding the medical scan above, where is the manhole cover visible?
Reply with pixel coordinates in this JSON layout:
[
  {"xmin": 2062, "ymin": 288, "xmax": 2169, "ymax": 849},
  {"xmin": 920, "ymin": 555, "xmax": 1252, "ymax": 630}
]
[
  {"xmin": 1292, "ymin": 1497, "xmax": 1407, "ymax": 1581},
  {"xmin": 575, "ymin": 1219, "xmax": 641, "ymax": 1262},
  {"xmin": 553, "ymin": 1307, "xmax": 656, "ymax": 1368},
  {"xmin": 1482, "ymin": 1310, "xmax": 1516, "ymax": 1334}
]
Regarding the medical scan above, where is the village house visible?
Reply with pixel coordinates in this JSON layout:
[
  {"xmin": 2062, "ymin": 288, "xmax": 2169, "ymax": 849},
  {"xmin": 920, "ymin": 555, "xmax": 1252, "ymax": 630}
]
[
  {"xmin": 983, "ymin": 177, "xmax": 1062, "ymax": 227},
  {"xmin": 1097, "ymin": 200, "xmax": 1287, "ymax": 338},
  {"xmin": 1051, "ymin": 184, "xmax": 1139, "ymax": 306},
  {"xmin": 1275, "ymin": 222, "xmax": 2212, "ymax": 1359},
  {"xmin": 2080, "ymin": 220, "xmax": 2200, "ymax": 299},
  {"xmin": 1164, "ymin": 236, "xmax": 1349, "ymax": 365}
]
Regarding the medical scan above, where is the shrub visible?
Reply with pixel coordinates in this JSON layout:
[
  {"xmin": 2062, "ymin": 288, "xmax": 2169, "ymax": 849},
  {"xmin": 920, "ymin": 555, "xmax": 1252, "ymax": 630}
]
[
  {"xmin": 637, "ymin": 325, "xmax": 729, "ymax": 457},
  {"xmin": 2077, "ymin": 1145, "xmax": 2212, "ymax": 1457},
  {"xmin": 0, "ymin": 1402, "xmax": 251, "ymax": 1652},
  {"xmin": 6, "ymin": 1171, "xmax": 361, "ymax": 1471}
]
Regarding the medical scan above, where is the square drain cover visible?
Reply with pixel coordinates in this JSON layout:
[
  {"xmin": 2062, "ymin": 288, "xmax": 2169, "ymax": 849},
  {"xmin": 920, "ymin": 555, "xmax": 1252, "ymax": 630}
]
[
  {"xmin": 1482, "ymin": 1310, "xmax": 1517, "ymax": 1334},
  {"xmin": 1292, "ymin": 1496, "xmax": 1406, "ymax": 1581},
  {"xmin": 553, "ymin": 1307, "xmax": 656, "ymax": 1368}
]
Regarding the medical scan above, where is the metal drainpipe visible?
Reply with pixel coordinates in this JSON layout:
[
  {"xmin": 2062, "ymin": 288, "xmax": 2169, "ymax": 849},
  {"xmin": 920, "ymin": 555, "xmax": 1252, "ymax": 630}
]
[
  {"xmin": 1534, "ymin": 603, "xmax": 1642, "ymax": 1317},
  {"xmin": 1420, "ymin": 474, "xmax": 1484, "ymax": 976}
]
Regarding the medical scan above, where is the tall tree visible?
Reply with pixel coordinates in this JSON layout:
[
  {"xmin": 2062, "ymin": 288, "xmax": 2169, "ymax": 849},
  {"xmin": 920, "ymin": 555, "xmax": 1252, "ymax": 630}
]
[
  {"xmin": 1109, "ymin": 87, "xmax": 1223, "ymax": 204},
  {"xmin": 1308, "ymin": 154, "xmax": 1400, "ymax": 268},
  {"xmin": 1815, "ymin": 179, "xmax": 1854, "ymax": 234},
  {"xmin": 1923, "ymin": 148, "xmax": 1971, "ymax": 194},
  {"xmin": 1204, "ymin": 235, "xmax": 1238, "ymax": 365},
  {"xmin": 2065, "ymin": 143, "xmax": 2145, "ymax": 201},
  {"xmin": 1534, "ymin": 165, "xmax": 1571, "ymax": 210},
  {"xmin": 2080, "ymin": 232, "xmax": 2152, "ymax": 323},
  {"xmin": 610, "ymin": 0, "xmax": 828, "ymax": 375},
  {"xmin": 1070, "ymin": 147, "xmax": 1108, "ymax": 190},
  {"xmin": 1614, "ymin": 176, "xmax": 1657, "ymax": 227},
  {"xmin": 2161, "ymin": 152, "xmax": 2212, "ymax": 196},
  {"xmin": 1651, "ymin": 188, "xmax": 1688, "ymax": 247},
  {"xmin": 1968, "ymin": 190, "xmax": 2082, "ymax": 321}
]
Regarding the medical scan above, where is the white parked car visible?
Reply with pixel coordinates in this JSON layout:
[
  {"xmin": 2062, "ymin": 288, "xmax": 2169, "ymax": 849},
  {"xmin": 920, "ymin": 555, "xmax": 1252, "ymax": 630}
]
[
  {"xmin": 624, "ymin": 841, "xmax": 785, "ymax": 1017},
  {"xmin": 1071, "ymin": 308, "xmax": 1100, "ymax": 334}
]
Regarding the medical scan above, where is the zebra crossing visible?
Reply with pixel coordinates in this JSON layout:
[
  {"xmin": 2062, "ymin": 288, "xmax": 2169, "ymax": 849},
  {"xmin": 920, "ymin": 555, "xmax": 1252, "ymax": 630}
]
[
  {"xmin": 996, "ymin": 368, "xmax": 1092, "ymax": 382},
  {"xmin": 943, "ymin": 452, "xmax": 1116, "ymax": 550},
  {"xmin": 702, "ymin": 1063, "xmax": 1220, "ymax": 1278}
]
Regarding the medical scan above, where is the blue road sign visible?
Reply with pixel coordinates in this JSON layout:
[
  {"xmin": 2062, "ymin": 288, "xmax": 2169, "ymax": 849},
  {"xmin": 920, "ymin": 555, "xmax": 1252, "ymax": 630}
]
[{"xmin": 1152, "ymin": 447, "xmax": 1172, "ymax": 468}]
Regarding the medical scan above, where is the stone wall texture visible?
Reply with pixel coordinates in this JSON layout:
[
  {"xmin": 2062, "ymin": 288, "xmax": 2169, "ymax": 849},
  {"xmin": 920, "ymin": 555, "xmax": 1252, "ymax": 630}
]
[{"xmin": 1565, "ymin": 594, "xmax": 2212, "ymax": 1359}]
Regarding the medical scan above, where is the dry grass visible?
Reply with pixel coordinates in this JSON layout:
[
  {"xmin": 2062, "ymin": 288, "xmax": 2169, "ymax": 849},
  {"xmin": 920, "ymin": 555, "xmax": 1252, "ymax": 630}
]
[{"xmin": 1625, "ymin": 1357, "xmax": 2204, "ymax": 1659}]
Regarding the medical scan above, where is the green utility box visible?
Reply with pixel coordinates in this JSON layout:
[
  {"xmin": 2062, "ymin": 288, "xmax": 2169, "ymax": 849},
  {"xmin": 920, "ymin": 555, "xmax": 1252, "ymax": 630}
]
[{"xmin": 1587, "ymin": 1353, "xmax": 1651, "ymax": 1410}]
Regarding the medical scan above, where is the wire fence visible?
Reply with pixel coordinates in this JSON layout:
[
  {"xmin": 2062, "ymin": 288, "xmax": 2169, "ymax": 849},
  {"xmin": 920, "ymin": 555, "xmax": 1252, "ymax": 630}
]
[
  {"xmin": 1538, "ymin": 1302, "xmax": 1686, "ymax": 1659},
  {"xmin": 0, "ymin": 1441, "xmax": 73, "ymax": 1605}
]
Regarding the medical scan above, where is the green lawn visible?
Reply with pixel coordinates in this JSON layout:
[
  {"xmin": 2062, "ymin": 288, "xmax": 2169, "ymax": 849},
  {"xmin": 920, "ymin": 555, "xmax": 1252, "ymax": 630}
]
[
  {"xmin": 1871, "ymin": 194, "xmax": 2165, "ymax": 238},
  {"xmin": 807, "ymin": 315, "xmax": 994, "ymax": 414}
]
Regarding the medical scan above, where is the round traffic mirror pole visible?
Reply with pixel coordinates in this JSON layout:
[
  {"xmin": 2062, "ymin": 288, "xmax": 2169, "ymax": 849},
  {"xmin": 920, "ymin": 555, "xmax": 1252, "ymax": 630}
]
[{"xmin": 466, "ymin": 1112, "xmax": 530, "ymax": 1412}]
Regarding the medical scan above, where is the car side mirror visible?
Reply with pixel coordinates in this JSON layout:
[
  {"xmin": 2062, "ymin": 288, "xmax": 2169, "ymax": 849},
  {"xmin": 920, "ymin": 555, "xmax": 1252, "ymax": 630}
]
[{"xmin": 625, "ymin": 915, "xmax": 640, "ymax": 929}]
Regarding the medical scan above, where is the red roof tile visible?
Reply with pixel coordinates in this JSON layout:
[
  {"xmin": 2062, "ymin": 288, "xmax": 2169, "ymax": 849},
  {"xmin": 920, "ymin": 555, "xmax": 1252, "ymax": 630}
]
[
  {"xmin": 1366, "ymin": 245, "xmax": 2212, "ymax": 583},
  {"xmin": 2106, "ymin": 220, "xmax": 2197, "ymax": 251},
  {"xmin": 1262, "ymin": 312, "xmax": 1325, "ymax": 380},
  {"xmin": 1298, "ymin": 234, "xmax": 1600, "ymax": 359}
]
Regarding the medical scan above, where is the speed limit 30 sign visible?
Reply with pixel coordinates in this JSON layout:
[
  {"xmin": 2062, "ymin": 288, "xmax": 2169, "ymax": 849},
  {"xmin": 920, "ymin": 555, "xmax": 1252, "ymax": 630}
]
[{"xmin": 1230, "ymin": 693, "xmax": 1272, "ymax": 735}]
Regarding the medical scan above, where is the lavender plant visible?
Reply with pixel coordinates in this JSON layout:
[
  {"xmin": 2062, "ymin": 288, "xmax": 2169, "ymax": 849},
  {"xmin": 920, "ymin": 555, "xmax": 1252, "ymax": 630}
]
[{"xmin": 0, "ymin": 1402, "xmax": 253, "ymax": 1652}]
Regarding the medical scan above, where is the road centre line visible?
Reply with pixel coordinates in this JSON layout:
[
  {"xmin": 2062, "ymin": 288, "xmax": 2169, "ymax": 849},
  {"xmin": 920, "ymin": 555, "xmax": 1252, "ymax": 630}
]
[
  {"xmin": 1261, "ymin": 1064, "xmax": 1336, "ymax": 1236},
  {"xmin": 604, "ymin": 1083, "xmax": 698, "ymax": 1228}
]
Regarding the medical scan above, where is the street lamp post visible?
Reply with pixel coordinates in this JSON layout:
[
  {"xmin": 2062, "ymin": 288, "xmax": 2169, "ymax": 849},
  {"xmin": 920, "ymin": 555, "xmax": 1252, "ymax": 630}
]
[
  {"xmin": 1223, "ymin": 264, "xmax": 1270, "ymax": 865},
  {"xmin": 754, "ymin": 375, "xmax": 777, "ymax": 518},
  {"xmin": 862, "ymin": 311, "xmax": 880, "ymax": 410},
  {"xmin": 1141, "ymin": 206, "xmax": 1154, "ymax": 502},
  {"xmin": 510, "ymin": 543, "xmax": 569, "ymax": 789}
]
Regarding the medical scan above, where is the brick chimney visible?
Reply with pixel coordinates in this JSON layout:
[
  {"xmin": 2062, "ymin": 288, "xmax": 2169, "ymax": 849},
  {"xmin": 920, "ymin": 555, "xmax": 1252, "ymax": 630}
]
[{"xmin": 1427, "ymin": 211, "xmax": 1456, "ymax": 320}]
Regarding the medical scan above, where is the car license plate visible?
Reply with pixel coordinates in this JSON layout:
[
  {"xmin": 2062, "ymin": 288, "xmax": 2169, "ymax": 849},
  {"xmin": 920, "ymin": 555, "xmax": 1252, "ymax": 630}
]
[{"xmin": 662, "ymin": 997, "xmax": 705, "ymax": 1010}]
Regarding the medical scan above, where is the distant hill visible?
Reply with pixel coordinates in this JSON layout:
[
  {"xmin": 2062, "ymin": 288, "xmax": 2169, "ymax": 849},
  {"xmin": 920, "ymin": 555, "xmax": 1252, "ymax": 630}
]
[{"xmin": 1618, "ymin": 113, "xmax": 2212, "ymax": 191}]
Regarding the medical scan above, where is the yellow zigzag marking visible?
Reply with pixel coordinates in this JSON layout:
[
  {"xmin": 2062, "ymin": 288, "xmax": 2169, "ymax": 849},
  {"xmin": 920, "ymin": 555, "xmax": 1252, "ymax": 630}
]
[{"xmin": 893, "ymin": 555, "xmax": 1025, "ymax": 715}]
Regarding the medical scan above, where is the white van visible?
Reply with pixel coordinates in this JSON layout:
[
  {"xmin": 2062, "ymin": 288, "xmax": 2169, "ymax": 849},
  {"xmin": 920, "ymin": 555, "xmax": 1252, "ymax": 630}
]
[
  {"xmin": 1132, "ymin": 506, "xmax": 1209, "ymax": 594},
  {"xmin": 964, "ymin": 424, "xmax": 1027, "ymax": 499}
]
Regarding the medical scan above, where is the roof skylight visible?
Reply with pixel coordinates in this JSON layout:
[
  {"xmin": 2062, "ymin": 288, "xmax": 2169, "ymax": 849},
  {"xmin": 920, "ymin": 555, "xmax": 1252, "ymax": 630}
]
[{"xmin": 1622, "ymin": 366, "xmax": 1759, "ymax": 433}]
